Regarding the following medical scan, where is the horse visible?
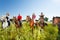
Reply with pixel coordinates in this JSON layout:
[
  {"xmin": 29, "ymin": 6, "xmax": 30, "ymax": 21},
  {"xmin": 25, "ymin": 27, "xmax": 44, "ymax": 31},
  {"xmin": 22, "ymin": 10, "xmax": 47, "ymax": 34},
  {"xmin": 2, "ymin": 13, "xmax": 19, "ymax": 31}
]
[
  {"xmin": 26, "ymin": 16, "xmax": 34, "ymax": 29},
  {"xmin": 1, "ymin": 16, "xmax": 8, "ymax": 29},
  {"xmin": 13, "ymin": 17, "xmax": 20, "ymax": 28}
]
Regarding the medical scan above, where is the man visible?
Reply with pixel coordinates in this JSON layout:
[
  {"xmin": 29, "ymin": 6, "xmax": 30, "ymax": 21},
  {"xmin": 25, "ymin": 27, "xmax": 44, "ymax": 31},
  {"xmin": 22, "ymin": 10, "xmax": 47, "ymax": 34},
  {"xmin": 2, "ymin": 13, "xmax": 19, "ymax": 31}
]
[
  {"xmin": 6, "ymin": 13, "xmax": 10, "ymax": 26},
  {"xmin": 17, "ymin": 14, "xmax": 22, "ymax": 27},
  {"xmin": 39, "ymin": 17, "xmax": 47, "ymax": 29},
  {"xmin": 39, "ymin": 12, "xmax": 44, "ymax": 18}
]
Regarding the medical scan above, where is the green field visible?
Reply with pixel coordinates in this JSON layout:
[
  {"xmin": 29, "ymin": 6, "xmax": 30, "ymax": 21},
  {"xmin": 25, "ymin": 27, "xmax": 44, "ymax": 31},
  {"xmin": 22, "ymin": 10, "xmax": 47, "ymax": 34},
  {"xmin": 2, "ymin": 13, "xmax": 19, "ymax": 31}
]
[{"xmin": 0, "ymin": 21, "xmax": 59, "ymax": 40}]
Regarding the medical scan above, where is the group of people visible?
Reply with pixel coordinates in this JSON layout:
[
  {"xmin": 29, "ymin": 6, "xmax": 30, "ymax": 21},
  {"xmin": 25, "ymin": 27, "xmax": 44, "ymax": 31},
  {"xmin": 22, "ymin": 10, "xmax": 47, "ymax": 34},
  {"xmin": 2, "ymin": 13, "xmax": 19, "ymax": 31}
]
[
  {"xmin": 25, "ymin": 12, "xmax": 48, "ymax": 29},
  {"xmin": 0, "ymin": 12, "xmax": 48, "ymax": 29},
  {"xmin": 0, "ymin": 13, "xmax": 22, "ymax": 29}
]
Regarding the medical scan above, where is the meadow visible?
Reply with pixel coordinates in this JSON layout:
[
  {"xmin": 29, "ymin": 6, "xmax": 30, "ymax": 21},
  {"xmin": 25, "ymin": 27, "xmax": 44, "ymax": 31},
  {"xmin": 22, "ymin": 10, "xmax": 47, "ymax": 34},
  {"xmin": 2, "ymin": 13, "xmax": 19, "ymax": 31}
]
[{"xmin": 0, "ymin": 21, "xmax": 59, "ymax": 40}]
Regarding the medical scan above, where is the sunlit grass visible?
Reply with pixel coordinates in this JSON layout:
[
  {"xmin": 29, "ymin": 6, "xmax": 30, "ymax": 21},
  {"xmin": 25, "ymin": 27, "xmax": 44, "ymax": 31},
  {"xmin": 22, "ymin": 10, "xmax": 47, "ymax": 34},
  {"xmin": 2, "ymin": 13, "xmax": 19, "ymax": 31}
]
[{"xmin": 0, "ymin": 22, "xmax": 59, "ymax": 40}]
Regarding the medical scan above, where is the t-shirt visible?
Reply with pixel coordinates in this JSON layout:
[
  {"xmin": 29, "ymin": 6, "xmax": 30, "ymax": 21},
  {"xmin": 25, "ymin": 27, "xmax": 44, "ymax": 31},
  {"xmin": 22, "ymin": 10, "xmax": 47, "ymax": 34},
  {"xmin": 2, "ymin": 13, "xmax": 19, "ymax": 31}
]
[
  {"xmin": 17, "ymin": 15, "xmax": 22, "ymax": 21},
  {"xmin": 32, "ymin": 14, "xmax": 36, "ymax": 19}
]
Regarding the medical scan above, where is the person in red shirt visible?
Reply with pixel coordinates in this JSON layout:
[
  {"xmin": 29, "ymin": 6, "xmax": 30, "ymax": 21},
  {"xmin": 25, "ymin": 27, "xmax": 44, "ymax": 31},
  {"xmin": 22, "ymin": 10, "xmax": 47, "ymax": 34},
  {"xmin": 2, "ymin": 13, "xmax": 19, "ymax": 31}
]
[
  {"xmin": 17, "ymin": 14, "xmax": 22, "ymax": 21},
  {"xmin": 17, "ymin": 14, "xmax": 22, "ymax": 27}
]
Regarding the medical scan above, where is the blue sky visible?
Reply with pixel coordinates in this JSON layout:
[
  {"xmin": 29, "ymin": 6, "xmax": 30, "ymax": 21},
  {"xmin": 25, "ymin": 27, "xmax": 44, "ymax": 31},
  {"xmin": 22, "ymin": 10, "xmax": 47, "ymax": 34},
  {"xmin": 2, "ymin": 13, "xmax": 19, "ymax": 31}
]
[{"xmin": 0, "ymin": 0, "xmax": 60, "ymax": 20}]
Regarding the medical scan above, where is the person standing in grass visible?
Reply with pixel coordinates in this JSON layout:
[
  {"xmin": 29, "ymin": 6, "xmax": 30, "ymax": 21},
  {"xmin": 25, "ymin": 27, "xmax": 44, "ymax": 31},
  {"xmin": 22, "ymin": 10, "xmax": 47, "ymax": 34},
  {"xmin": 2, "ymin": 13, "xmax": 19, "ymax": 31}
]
[{"xmin": 17, "ymin": 14, "xmax": 22, "ymax": 27}]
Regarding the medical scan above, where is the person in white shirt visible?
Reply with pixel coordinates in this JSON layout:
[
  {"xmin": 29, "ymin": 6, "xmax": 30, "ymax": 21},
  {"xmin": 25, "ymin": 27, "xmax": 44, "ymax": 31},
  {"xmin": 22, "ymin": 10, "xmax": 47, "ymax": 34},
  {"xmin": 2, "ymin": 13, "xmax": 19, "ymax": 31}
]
[{"xmin": 6, "ymin": 13, "xmax": 10, "ymax": 26}]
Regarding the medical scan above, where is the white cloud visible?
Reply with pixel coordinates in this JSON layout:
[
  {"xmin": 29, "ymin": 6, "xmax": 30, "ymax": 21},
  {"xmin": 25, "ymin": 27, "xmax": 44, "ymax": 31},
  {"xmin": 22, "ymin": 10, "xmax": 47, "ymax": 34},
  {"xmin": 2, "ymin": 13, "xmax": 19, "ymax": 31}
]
[{"xmin": 52, "ymin": 0, "xmax": 60, "ymax": 4}]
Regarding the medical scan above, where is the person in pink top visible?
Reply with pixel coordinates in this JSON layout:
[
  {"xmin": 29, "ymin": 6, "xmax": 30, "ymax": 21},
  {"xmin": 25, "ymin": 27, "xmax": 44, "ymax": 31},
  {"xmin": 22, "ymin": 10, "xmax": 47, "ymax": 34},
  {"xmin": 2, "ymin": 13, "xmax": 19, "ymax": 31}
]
[{"xmin": 32, "ymin": 13, "xmax": 36, "ymax": 20}]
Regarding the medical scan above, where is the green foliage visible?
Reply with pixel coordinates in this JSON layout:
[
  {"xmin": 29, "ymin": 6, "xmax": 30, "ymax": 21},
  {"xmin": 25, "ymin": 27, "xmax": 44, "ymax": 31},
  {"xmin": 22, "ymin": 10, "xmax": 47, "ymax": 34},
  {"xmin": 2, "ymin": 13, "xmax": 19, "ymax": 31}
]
[
  {"xmin": 44, "ymin": 24, "xmax": 58, "ymax": 40},
  {"xmin": 44, "ymin": 17, "xmax": 48, "ymax": 22},
  {"xmin": 0, "ymin": 22, "xmax": 59, "ymax": 40}
]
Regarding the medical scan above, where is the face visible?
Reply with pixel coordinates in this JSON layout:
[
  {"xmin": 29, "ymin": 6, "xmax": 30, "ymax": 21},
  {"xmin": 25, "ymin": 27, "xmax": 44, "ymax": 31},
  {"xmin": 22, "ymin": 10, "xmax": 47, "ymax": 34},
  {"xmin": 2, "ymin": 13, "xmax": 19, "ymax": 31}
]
[
  {"xmin": 6, "ymin": 13, "xmax": 9, "ymax": 16},
  {"xmin": 54, "ymin": 18, "xmax": 58, "ymax": 24}
]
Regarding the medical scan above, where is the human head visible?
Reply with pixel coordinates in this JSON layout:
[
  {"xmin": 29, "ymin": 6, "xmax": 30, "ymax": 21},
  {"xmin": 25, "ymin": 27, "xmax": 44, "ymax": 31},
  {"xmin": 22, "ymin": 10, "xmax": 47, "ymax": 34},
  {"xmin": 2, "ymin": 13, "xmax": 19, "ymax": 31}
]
[
  {"xmin": 41, "ymin": 12, "xmax": 43, "ymax": 15},
  {"xmin": 6, "ymin": 12, "xmax": 10, "ymax": 16},
  {"xmin": 18, "ymin": 14, "xmax": 20, "ymax": 16}
]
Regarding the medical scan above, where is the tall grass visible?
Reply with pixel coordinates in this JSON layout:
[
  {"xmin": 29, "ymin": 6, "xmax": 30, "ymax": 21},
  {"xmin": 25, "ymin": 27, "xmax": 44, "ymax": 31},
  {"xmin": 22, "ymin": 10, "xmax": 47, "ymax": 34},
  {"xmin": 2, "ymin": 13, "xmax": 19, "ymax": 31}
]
[{"xmin": 0, "ymin": 22, "xmax": 59, "ymax": 40}]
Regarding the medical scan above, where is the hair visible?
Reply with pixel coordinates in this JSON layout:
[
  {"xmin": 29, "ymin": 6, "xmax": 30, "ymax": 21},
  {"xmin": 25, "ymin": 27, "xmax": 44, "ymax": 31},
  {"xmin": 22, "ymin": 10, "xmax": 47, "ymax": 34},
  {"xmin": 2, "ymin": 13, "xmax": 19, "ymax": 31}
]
[{"xmin": 6, "ymin": 13, "xmax": 9, "ymax": 16}]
